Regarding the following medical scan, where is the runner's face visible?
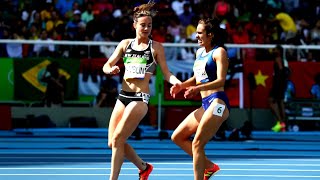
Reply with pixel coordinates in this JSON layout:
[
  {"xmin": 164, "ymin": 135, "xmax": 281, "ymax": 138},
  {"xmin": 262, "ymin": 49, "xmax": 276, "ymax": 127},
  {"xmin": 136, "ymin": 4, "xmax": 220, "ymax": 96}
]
[
  {"xmin": 134, "ymin": 16, "xmax": 152, "ymax": 38},
  {"xmin": 196, "ymin": 23, "xmax": 212, "ymax": 47}
]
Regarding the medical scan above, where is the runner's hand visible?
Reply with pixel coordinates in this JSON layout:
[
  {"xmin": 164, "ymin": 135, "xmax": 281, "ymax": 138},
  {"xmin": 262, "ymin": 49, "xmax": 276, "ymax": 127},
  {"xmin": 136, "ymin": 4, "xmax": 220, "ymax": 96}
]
[
  {"xmin": 108, "ymin": 66, "xmax": 120, "ymax": 75},
  {"xmin": 184, "ymin": 86, "xmax": 199, "ymax": 99},
  {"xmin": 170, "ymin": 83, "xmax": 182, "ymax": 98}
]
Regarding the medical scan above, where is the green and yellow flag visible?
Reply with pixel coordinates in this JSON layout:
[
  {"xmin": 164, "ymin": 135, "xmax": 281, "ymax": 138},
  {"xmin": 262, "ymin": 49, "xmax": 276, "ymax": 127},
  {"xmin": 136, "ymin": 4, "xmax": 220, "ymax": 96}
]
[{"xmin": 14, "ymin": 58, "xmax": 79, "ymax": 101}]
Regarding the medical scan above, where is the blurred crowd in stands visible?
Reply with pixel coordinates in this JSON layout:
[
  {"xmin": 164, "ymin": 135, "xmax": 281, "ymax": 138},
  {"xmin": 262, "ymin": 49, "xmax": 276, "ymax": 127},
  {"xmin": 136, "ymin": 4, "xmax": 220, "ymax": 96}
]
[{"xmin": 0, "ymin": 0, "xmax": 319, "ymax": 61}]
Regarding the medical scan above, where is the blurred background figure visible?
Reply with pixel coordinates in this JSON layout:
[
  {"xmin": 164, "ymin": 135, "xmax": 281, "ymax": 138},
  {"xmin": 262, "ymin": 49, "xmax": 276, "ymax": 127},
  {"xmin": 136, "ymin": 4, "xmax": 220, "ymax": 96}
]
[
  {"xmin": 310, "ymin": 73, "xmax": 320, "ymax": 100},
  {"xmin": 5, "ymin": 30, "xmax": 23, "ymax": 58},
  {"xmin": 284, "ymin": 69, "xmax": 295, "ymax": 103},
  {"xmin": 269, "ymin": 45, "xmax": 290, "ymax": 132},
  {"xmin": 268, "ymin": 8, "xmax": 297, "ymax": 43},
  {"xmin": 95, "ymin": 74, "xmax": 118, "ymax": 107},
  {"xmin": 33, "ymin": 29, "xmax": 55, "ymax": 57},
  {"xmin": 213, "ymin": 0, "xmax": 231, "ymax": 22},
  {"xmin": 41, "ymin": 61, "xmax": 66, "ymax": 107}
]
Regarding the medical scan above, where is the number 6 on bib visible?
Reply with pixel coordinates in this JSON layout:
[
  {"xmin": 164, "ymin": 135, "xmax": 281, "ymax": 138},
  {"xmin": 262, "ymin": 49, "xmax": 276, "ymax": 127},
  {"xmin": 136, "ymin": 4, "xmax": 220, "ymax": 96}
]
[{"xmin": 213, "ymin": 103, "xmax": 225, "ymax": 117}]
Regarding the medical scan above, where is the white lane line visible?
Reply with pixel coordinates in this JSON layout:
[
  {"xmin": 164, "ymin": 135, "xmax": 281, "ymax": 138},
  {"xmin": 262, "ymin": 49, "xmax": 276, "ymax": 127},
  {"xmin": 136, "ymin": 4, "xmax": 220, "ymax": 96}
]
[
  {"xmin": 0, "ymin": 168, "xmax": 320, "ymax": 172},
  {"xmin": 0, "ymin": 154, "xmax": 320, "ymax": 162},
  {"xmin": 0, "ymin": 151, "xmax": 319, "ymax": 157},
  {"xmin": 0, "ymin": 162, "xmax": 320, "ymax": 166},
  {"xmin": 150, "ymin": 163, "xmax": 320, "ymax": 166},
  {"xmin": 1, "ymin": 157, "xmax": 320, "ymax": 161},
  {"xmin": 0, "ymin": 174, "xmax": 319, "ymax": 178}
]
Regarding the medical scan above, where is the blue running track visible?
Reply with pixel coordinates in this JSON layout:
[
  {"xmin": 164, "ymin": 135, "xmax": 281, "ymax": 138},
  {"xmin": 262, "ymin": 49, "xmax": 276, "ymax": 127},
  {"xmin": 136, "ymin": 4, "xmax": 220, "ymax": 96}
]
[{"xmin": 0, "ymin": 128, "xmax": 320, "ymax": 180}]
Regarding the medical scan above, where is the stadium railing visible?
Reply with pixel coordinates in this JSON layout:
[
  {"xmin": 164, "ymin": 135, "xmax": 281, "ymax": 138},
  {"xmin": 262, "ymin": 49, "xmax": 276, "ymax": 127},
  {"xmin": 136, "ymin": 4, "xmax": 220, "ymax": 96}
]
[{"xmin": 0, "ymin": 39, "xmax": 320, "ymax": 61}]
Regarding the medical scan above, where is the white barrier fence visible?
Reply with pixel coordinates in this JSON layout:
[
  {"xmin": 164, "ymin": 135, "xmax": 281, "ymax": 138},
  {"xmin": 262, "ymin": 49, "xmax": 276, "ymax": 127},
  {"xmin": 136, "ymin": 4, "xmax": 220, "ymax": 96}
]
[{"xmin": 0, "ymin": 39, "xmax": 320, "ymax": 60}]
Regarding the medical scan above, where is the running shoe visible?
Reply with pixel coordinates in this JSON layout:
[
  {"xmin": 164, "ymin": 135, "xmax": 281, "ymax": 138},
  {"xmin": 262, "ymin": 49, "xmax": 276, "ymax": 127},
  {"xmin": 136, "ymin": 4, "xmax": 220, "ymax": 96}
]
[
  {"xmin": 204, "ymin": 163, "xmax": 220, "ymax": 180},
  {"xmin": 280, "ymin": 122, "xmax": 286, "ymax": 132},
  {"xmin": 139, "ymin": 163, "xmax": 153, "ymax": 180},
  {"xmin": 271, "ymin": 121, "xmax": 282, "ymax": 132},
  {"xmin": 272, "ymin": 121, "xmax": 286, "ymax": 132}
]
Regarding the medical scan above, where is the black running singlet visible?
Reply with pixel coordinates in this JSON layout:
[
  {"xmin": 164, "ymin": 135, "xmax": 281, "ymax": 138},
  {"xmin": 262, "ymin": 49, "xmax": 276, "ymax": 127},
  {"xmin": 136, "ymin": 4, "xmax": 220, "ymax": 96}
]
[{"xmin": 123, "ymin": 39, "xmax": 157, "ymax": 79}]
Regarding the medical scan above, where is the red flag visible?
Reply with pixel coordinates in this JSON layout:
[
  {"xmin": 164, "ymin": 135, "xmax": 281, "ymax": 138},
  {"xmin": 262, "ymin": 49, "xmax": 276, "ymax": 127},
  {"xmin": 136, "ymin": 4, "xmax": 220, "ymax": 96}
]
[
  {"xmin": 243, "ymin": 61, "xmax": 273, "ymax": 108},
  {"xmin": 243, "ymin": 61, "xmax": 320, "ymax": 108},
  {"xmin": 289, "ymin": 62, "xmax": 320, "ymax": 98}
]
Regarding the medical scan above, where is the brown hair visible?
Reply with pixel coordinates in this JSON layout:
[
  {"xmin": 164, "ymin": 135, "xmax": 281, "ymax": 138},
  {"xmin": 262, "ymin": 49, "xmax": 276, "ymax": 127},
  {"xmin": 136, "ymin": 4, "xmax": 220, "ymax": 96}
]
[
  {"xmin": 133, "ymin": 1, "xmax": 157, "ymax": 21},
  {"xmin": 198, "ymin": 18, "xmax": 227, "ymax": 48}
]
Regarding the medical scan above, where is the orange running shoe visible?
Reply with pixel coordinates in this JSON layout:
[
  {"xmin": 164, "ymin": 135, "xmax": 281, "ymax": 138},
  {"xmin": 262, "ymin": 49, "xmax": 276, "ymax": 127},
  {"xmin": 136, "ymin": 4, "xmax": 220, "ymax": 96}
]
[
  {"xmin": 204, "ymin": 163, "xmax": 220, "ymax": 180},
  {"xmin": 139, "ymin": 163, "xmax": 153, "ymax": 180}
]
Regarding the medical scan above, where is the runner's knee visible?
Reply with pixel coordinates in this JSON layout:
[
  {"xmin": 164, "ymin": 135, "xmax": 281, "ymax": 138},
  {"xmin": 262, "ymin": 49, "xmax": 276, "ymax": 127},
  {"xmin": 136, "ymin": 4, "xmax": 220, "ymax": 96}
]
[
  {"xmin": 111, "ymin": 133, "xmax": 126, "ymax": 148},
  {"xmin": 171, "ymin": 131, "xmax": 184, "ymax": 144},
  {"xmin": 192, "ymin": 138, "xmax": 205, "ymax": 151},
  {"xmin": 171, "ymin": 132, "xmax": 178, "ymax": 143}
]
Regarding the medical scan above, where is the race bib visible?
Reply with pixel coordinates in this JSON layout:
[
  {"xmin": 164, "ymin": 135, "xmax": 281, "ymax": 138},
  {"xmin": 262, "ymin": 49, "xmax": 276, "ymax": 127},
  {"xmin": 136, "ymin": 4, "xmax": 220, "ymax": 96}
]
[
  {"xmin": 213, "ymin": 103, "xmax": 225, "ymax": 117},
  {"xmin": 123, "ymin": 57, "xmax": 147, "ymax": 79},
  {"xmin": 193, "ymin": 60, "xmax": 208, "ymax": 84}
]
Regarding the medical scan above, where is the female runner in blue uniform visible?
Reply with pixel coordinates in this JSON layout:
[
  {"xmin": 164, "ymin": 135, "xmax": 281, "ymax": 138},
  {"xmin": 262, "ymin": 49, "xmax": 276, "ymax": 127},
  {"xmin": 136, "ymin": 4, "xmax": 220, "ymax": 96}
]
[
  {"xmin": 170, "ymin": 18, "xmax": 230, "ymax": 180},
  {"xmin": 102, "ymin": 1, "xmax": 181, "ymax": 180}
]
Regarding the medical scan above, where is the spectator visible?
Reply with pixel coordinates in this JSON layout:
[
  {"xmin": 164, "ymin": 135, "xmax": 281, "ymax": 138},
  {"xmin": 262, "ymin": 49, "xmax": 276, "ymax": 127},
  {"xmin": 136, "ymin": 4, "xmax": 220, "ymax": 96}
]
[
  {"xmin": 311, "ymin": 73, "xmax": 320, "ymax": 100},
  {"xmin": 231, "ymin": 22, "xmax": 249, "ymax": 44},
  {"xmin": 310, "ymin": 19, "xmax": 320, "ymax": 42},
  {"xmin": 55, "ymin": 0, "xmax": 76, "ymax": 19},
  {"xmin": 92, "ymin": 0, "xmax": 113, "ymax": 15},
  {"xmin": 33, "ymin": 29, "xmax": 55, "ymax": 57},
  {"xmin": 45, "ymin": 10, "xmax": 64, "ymax": 34},
  {"xmin": 71, "ymin": 21, "xmax": 89, "ymax": 58},
  {"xmin": 113, "ymin": 16, "xmax": 133, "ymax": 41},
  {"xmin": 269, "ymin": 8, "xmax": 297, "ymax": 43},
  {"xmin": 266, "ymin": 0, "xmax": 283, "ymax": 10},
  {"xmin": 242, "ymin": 34, "xmax": 257, "ymax": 61},
  {"xmin": 213, "ymin": 0, "xmax": 231, "ymax": 22},
  {"xmin": 167, "ymin": 17, "xmax": 184, "ymax": 43},
  {"xmin": 282, "ymin": 0, "xmax": 300, "ymax": 13},
  {"xmin": 6, "ymin": 31, "xmax": 23, "ymax": 58},
  {"xmin": 245, "ymin": 13, "xmax": 267, "ymax": 44},
  {"xmin": 28, "ymin": 22, "xmax": 40, "ymax": 39},
  {"xmin": 284, "ymin": 79, "xmax": 295, "ymax": 103},
  {"xmin": 185, "ymin": 16, "xmax": 198, "ymax": 41},
  {"xmin": 151, "ymin": 23, "xmax": 167, "ymax": 43},
  {"xmin": 178, "ymin": 3, "xmax": 195, "ymax": 27},
  {"xmin": 1, "ymin": 0, "xmax": 320, "ymax": 62},
  {"xmin": 40, "ymin": 2, "xmax": 54, "ymax": 22},
  {"xmin": 92, "ymin": 26, "xmax": 114, "ymax": 58},
  {"xmin": 28, "ymin": 11, "xmax": 41, "ymax": 29},
  {"xmin": 81, "ymin": 2, "xmax": 94, "ymax": 24},
  {"xmin": 85, "ymin": 13, "xmax": 103, "ymax": 39},
  {"xmin": 65, "ymin": 1, "xmax": 81, "ymax": 20},
  {"xmin": 20, "ymin": 2, "xmax": 32, "ymax": 24},
  {"xmin": 171, "ymin": 0, "xmax": 187, "ymax": 16},
  {"xmin": 41, "ymin": 61, "xmax": 66, "ymax": 107},
  {"xmin": 65, "ymin": 10, "xmax": 84, "ymax": 40}
]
